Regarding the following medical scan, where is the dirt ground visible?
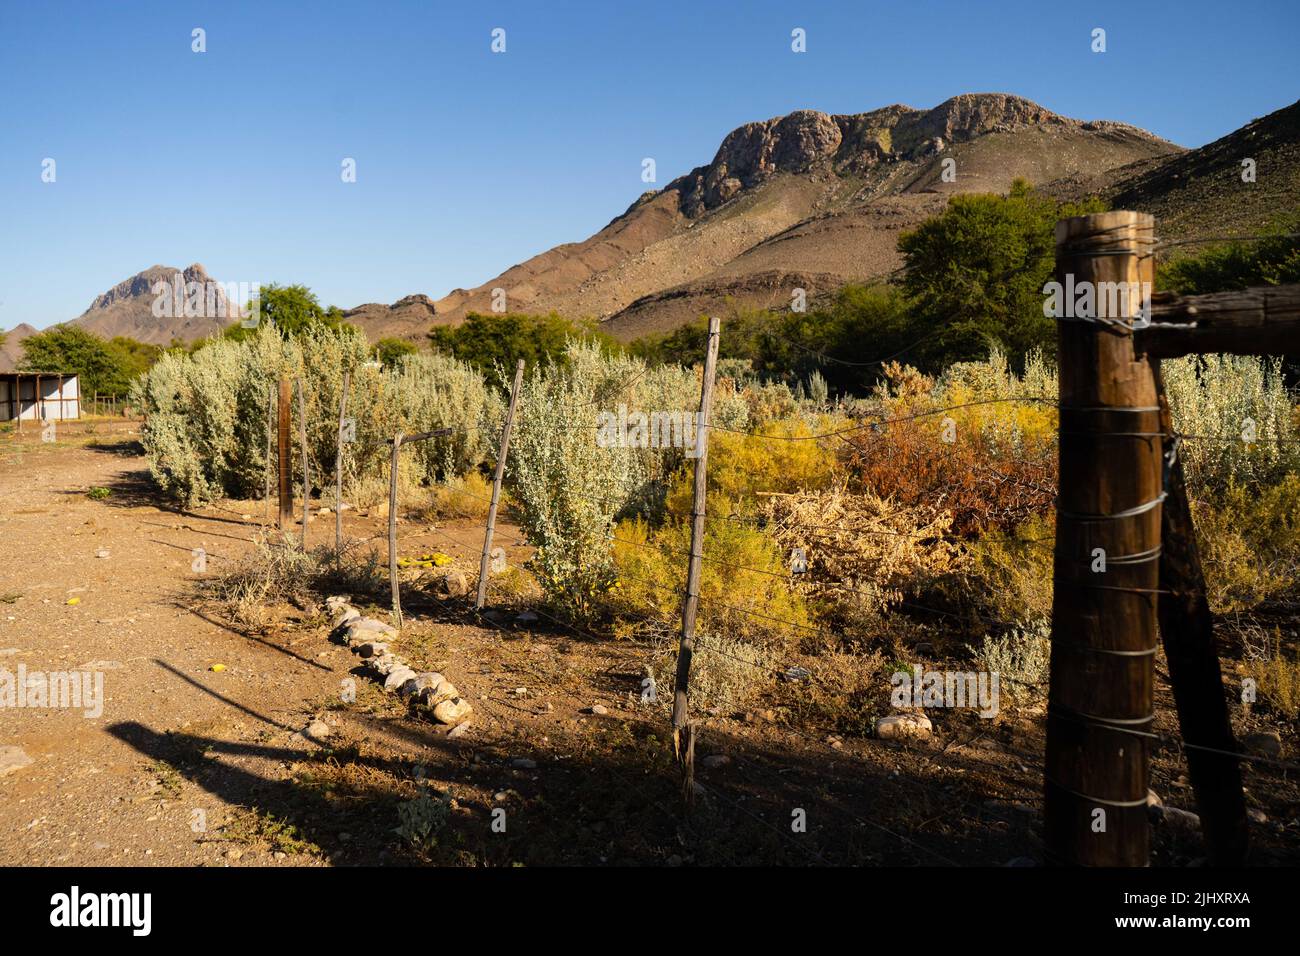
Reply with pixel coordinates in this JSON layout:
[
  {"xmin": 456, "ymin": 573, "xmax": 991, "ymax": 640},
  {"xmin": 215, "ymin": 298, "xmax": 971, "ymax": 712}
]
[{"xmin": 1, "ymin": 419, "xmax": 1296, "ymax": 866}]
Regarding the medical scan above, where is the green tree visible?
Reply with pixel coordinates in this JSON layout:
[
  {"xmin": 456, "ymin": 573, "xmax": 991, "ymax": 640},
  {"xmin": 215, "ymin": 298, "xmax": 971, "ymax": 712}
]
[
  {"xmin": 221, "ymin": 283, "xmax": 352, "ymax": 342},
  {"xmin": 1159, "ymin": 211, "xmax": 1300, "ymax": 294},
  {"xmin": 898, "ymin": 179, "xmax": 1104, "ymax": 368},
  {"xmin": 17, "ymin": 325, "xmax": 159, "ymax": 395},
  {"xmin": 428, "ymin": 312, "xmax": 620, "ymax": 375},
  {"xmin": 374, "ymin": 337, "xmax": 418, "ymax": 366}
]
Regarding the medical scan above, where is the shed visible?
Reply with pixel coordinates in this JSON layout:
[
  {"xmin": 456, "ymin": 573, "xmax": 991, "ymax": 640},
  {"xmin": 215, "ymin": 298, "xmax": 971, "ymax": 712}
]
[{"xmin": 0, "ymin": 372, "xmax": 81, "ymax": 422}]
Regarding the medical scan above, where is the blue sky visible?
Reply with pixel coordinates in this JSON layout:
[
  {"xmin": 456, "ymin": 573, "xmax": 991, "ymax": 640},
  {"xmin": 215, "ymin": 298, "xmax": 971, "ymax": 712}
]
[{"xmin": 1, "ymin": 0, "xmax": 1297, "ymax": 331}]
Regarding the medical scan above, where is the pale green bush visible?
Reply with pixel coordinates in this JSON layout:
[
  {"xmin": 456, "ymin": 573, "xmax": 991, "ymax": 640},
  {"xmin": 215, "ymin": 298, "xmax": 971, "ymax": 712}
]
[
  {"xmin": 135, "ymin": 325, "xmax": 500, "ymax": 507},
  {"xmin": 970, "ymin": 618, "xmax": 1050, "ymax": 709},
  {"xmin": 1162, "ymin": 354, "xmax": 1299, "ymax": 494},
  {"xmin": 507, "ymin": 339, "xmax": 745, "ymax": 622}
]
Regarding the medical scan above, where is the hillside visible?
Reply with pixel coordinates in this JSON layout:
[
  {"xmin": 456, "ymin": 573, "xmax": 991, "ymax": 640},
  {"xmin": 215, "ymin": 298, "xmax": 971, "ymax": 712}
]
[{"xmin": 411, "ymin": 93, "xmax": 1183, "ymax": 342}]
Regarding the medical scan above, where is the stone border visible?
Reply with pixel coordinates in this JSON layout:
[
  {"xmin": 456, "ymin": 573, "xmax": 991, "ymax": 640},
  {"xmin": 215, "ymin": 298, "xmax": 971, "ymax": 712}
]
[{"xmin": 325, "ymin": 596, "xmax": 473, "ymax": 734}]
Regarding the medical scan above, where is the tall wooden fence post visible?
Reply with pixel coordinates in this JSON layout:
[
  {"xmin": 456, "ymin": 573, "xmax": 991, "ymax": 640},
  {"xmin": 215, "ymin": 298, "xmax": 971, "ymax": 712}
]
[
  {"xmin": 277, "ymin": 379, "xmax": 293, "ymax": 529},
  {"xmin": 389, "ymin": 433, "xmax": 404, "ymax": 627},
  {"xmin": 671, "ymin": 315, "xmax": 721, "ymax": 800},
  {"xmin": 336, "ymin": 371, "xmax": 351, "ymax": 558},
  {"xmin": 1046, "ymin": 211, "xmax": 1161, "ymax": 866},
  {"xmin": 297, "ymin": 378, "xmax": 310, "ymax": 550},
  {"xmin": 265, "ymin": 382, "xmax": 275, "ymax": 526},
  {"xmin": 477, "ymin": 359, "xmax": 526, "ymax": 610}
]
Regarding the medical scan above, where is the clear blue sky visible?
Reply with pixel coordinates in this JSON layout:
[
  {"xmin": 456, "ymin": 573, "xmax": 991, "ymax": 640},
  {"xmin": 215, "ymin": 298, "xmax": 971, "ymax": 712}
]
[{"xmin": 1, "ymin": 0, "xmax": 1297, "ymax": 331}]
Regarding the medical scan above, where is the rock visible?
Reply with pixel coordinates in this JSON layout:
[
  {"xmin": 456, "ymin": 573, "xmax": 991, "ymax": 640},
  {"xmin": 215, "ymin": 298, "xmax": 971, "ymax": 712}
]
[
  {"xmin": 0, "ymin": 745, "xmax": 33, "ymax": 777},
  {"xmin": 511, "ymin": 757, "xmax": 538, "ymax": 770},
  {"xmin": 347, "ymin": 619, "xmax": 396, "ymax": 643},
  {"xmin": 418, "ymin": 681, "xmax": 458, "ymax": 707},
  {"xmin": 335, "ymin": 607, "xmax": 360, "ymax": 626},
  {"xmin": 432, "ymin": 571, "xmax": 469, "ymax": 599},
  {"xmin": 325, "ymin": 596, "xmax": 352, "ymax": 613},
  {"xmin": 356, "ymin": 641, "xmax": 389, "ymax": 659},
  {"xmin": 401, "ymin": 672, "xmax": 444, "ymax": 699},
  {"xmin": 447, "ymin": 721, "xmax": 472, "ymax": 739},
  {"xmin": 95, "ymin": 548, "xmax": 111, "ymax": 559},
  {"xmin": 1242, "ymin": 732, "xmax": 1282, "ymax": 759},
  {"xmin": 701, "ymin": 754, "xmax": 730, "ymax": 769},
  {"xmin": 1247, "ymin": 808, "xmax": 1267, "ymax": 824},
  {"xmin": 370, "ymin": 655, "xmax": 402, "ymax": 677},
  {"xmin": 433, "ymin": 698, "xmax": 473, "ymax": 727},
  {"xmin": 585, "ymin": 704, "xmax": 609, "ymax": 716},
  {"xmin": 1146, "ymin": 789, "xmax": 1162, "ymax": 807},
  {"xmin": 515, "ymin": 610, "xmax": 540, "ymax": 625},
  {"xmin": 1150, "ymin": 805, "xmax": 1200, "ymax": 831},
  {"xmin": 306, "ymin": 719, "xmax": 332, "ymax": 739},
  {"xmin": 384, "ymin": 667, "xmax": 417, "ymax": 692},
  {"xmin": 1003, "ymin": 856, "xmax": 1037, "ymax": 867},
  {"xmin": 874, "ymin": 713, "xmax": 933, "ymax": 740}
]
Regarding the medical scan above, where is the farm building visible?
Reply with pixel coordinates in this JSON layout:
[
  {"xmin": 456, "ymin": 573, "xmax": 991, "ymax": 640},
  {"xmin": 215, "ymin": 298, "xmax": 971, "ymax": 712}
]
[{"xmin": 0, "ymin": 372, "xmax": 81, "ymax": 422}]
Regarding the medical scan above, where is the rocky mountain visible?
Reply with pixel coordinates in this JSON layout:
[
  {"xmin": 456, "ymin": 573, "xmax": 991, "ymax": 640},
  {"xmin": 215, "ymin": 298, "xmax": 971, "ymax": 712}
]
[
  {"xmin": 367, "ymin": 92, "xmax": 1185, "ymax": 342},
  {"xmin": 71, "ymin": 264, "xmax": 232, "ymax": 345}
]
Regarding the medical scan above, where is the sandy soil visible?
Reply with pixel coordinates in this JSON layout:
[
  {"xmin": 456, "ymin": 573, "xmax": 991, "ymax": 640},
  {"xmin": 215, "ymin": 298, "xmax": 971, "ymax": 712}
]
[{"xmin": 1, "ymin": 420, "xmax": 1295, "ymax": 867}]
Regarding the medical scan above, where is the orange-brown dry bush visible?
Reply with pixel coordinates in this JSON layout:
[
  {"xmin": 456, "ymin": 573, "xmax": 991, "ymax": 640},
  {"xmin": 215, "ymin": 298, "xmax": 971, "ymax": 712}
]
[{"xmin": 842, "ymin": 417, "xmax": 1056, "ymax": 535}]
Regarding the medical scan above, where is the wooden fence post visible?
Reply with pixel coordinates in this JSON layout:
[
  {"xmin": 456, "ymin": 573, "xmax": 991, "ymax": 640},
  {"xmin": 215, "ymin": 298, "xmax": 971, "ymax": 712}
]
[
  {"xmin": 671, "ymin": 315, "xmax": 721, "ymax": 799},
  {"xmin": 277, "ymin": 379, "xmax": 292, "ymax": 529},
  {"xmin": 265, "ymin": 382, "xmax": 274, "ymax": 526},
  {"xmin": 388, "ymin": 433, "xmax": 404, "ymax": 626},
  {"xmin": 336, "ymin": 370, "xmax": 351, "ymax": 557},
  {"xmin": 297, "ymin": 378, "xmax": 310, "ymax": 550},
  {"xmin": 477, "ymin": 359, "xmax": 525, "ymax": 610},
  {"xmin": 1046, "ymin": 211, "xmax": 1161, "ymax": 866}
]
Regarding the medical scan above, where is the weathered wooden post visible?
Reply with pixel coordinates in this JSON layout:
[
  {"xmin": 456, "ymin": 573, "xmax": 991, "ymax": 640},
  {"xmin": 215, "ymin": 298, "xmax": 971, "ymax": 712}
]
[
  {"xmin": 1046, "ymin": 211, "xmax": 1161, "ymax": 866},
  {"xmin": 388, "ymin": 432, "xmax": 404, "ymax": 626},
  {"xmin": 336, "ymin": 370, "xmax": 351, "ymax": 557},
  {"xmin": 264, "ymin": 382, "xmax": 275, "ymax": 526},
  {"xmin": 671, "ymin": 315, "xmax": 721, "ymax": 800},
  {"xmin": 476, "ymin": 359, "xmax": 525, "ymax": 610},
  {"xmin": 277, "ymin": 378, "xmax": 293, "ymax": 529},
  {"xmin": 297, "ymin": 378, "xmax": 310, "ymax": 550}
]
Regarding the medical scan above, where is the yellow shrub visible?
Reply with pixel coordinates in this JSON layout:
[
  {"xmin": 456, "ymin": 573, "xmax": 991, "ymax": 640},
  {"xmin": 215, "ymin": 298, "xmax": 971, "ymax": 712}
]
[
  {"xmin": 664, "ymin": 415, "xmax": 839, "ymax": 519},
  {"xmin": 611, "ymin": 515, "xmax": 810, "ymax": 648},
  {"xmin": 1195, "ymin": 475, "xmax": 1300, "ymax": 613}
]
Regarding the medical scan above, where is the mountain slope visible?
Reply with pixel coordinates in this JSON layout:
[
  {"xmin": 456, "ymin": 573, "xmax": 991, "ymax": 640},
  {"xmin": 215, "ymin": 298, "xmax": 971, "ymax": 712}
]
[{"xmin": 376, "ymin": 93, "xmax": 1182, "ymax": 342}]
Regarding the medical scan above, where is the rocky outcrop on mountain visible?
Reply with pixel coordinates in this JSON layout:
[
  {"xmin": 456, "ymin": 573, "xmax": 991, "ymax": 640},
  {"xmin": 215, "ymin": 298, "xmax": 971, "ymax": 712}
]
[{"xmin": 344, "ymin": 294, "xmax": 438, "ymax": 333}]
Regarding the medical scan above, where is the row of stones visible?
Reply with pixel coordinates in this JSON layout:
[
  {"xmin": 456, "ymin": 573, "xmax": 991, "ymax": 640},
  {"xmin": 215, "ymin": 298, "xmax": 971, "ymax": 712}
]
[{"xmin": 324, "ymin": 596, "xmax": 473, "ymax": 732}]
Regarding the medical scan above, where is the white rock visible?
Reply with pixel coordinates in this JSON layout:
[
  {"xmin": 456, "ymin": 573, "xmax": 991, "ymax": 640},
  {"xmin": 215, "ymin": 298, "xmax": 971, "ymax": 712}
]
[
  {"xmin": 701, "ymin": 754, "xmax": 730, "ymax": 769},
  {"xmin": 306, "ymin": 720, "xmax": 333, "ymax": 739},
  {"xmin": 875, "ymin": 713, "xmax": 933, "ymax": 740},
  {"xmin": 434, "ymin": 698, "xmax": 473, "ymax": 726},
  {"xmin": 511, "ymin": 757, "xmax": 538, "ymax": 770},
  {"xmin": 0, "ymin": 745, "xmax": 33, "ymax": 777},
  {"xmin": 384, "ymin": 668, "xmax": 417, "ymax": 692}
]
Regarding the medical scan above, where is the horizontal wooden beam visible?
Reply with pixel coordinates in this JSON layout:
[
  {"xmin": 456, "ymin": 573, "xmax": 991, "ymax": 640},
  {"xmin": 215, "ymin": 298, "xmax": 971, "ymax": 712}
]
[{"xmin": 1137, "ymin": 283, "xmax": 1300, "ymax": 358}]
